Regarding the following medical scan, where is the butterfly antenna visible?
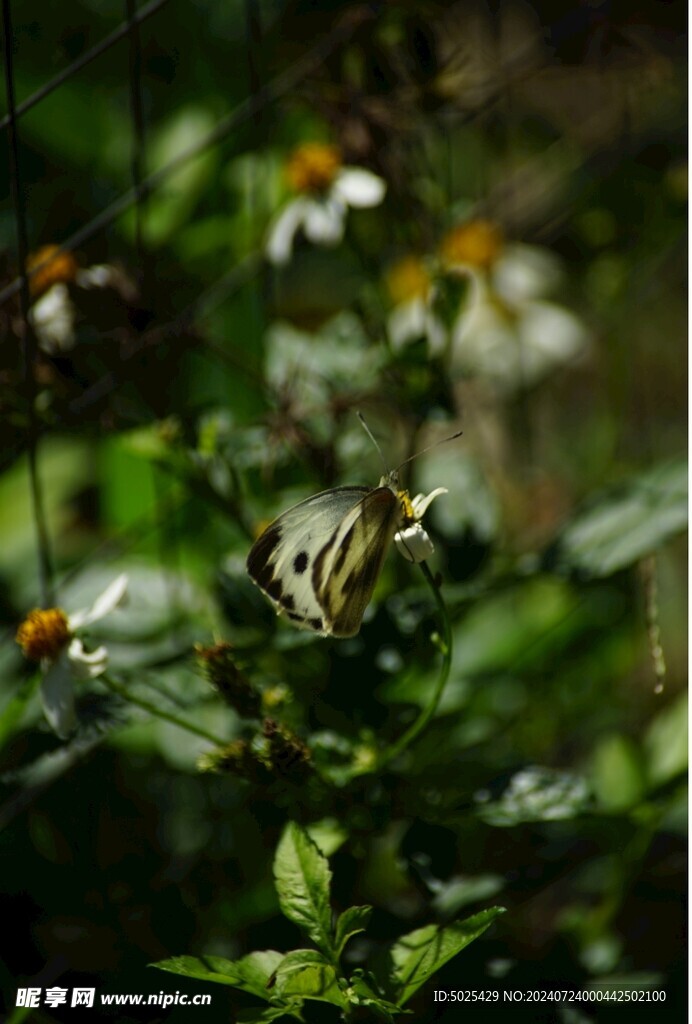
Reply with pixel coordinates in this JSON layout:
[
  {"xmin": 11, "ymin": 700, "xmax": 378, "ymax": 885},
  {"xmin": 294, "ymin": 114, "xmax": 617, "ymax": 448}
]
[
  {"xmin": 357, "ymin": 411, "xmax": 389, "ymax": 475},
  {"xmin": 395, "ymin": 428, "xmax": 464, "ymax": 473}
]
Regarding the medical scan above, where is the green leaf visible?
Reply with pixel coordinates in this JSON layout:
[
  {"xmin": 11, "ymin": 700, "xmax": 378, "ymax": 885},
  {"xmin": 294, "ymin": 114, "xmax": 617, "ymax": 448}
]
[
  {"xmin": 644, "ymin": 692, "xmax": 688, "ymax": 787},
  {"xmin": 334, "ymin": 905, "xmax": 372, "ymax": 957},
  {"xmin": 272, "ymin": 950, "xmax": 346, "ymax": 1007},
  {"xmin": 346, "ymin": 971, "xmax": 404, "ymax": 1021},
  {"xmin": 431, "ymin": 875, "xmax": 505, "ymax": 917},
  {"xmin": 305, "ymin": 818, "xmax": 349, "ymax": 858},
  {"xmin": 391, "ymin": 907, "xmax": 506, "ymax": 1005},
  {"xmin": 550, "ymin": 459, "xmax": 687, "ymax": 577},
  {"xmin": 152, "ymin": 950, "xmax": 283, "ymax": 999},
  {"xmin": 274, "ymin": 822, "xmax": 334, "ymax": 957},
  {"xmin": 591, "ymin": 734, "xmax": 647, "ymax": 811},
  {"xmin": 0, "ymin": 674, "xmax": 40, "ymax": 750}
]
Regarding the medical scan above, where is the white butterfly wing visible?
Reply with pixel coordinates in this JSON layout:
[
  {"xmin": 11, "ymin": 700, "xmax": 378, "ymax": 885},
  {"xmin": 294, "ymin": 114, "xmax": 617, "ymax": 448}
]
[
  {"xmin": 313, "ymin": 486, "xmax": 403, "ymax": 637},
  {"xmin": 247, "ymin": 487, "xmax": 370, "ymax": 634}
]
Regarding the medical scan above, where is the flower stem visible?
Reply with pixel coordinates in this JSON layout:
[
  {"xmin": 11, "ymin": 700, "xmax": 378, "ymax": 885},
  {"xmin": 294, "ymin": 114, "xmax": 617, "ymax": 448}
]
[
  {"xmin": 101, "ymin": 674, "xmax": 227, "ymax": 747},
  {"xmin": 378, "ymin": 561, "xmax": 453, "ymax": 768}
]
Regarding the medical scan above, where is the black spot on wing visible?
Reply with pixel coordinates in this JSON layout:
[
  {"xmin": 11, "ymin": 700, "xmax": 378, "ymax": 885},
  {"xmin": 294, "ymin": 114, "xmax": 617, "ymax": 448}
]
[
  {"xmin": 309, "ymin": 617, "xmax": 323, "ymax": 631},
  {"xmin": 281, "ymin": 593, "xmax": 295, "ymax": 611},
  {"xmin": 293, "ymin": 551, "xmax": 309, "ymax": 574},
  {"xmin": 286, "ymin": 610, "xmax": 304, "ymax": 623}
]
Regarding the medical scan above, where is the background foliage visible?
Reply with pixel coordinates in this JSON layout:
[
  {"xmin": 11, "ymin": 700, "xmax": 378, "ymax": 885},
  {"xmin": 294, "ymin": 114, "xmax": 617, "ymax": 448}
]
[{"xmin": 0, "ymin": 1, "xmax": 686, "ymax": 1021}]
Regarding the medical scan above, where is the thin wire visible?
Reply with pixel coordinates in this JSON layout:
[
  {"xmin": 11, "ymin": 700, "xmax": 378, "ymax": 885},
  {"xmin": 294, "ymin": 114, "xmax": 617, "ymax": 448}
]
[
  {"xmin": 0, "ymin": 0, "xmax": 169, "ymax": 134},
  {"xmin": 124, "ymin": 0, "xmax": 149, "ymax": 283},
  {"xmin": 1, "ymin": 0, "xmax": 54, "ymax": 605},
  {"xmin": 0, "ymin": 6, "xmax": 371, "ymax": 309}
]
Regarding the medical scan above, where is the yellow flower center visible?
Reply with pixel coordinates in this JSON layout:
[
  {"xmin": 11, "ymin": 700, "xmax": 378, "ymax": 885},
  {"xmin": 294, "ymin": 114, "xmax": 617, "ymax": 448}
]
[
  {"xmin": 385, "ymin": 257, "xmax": 431, "ymax": 305},
  {"xmin": 285, "ymin": 143, "xmax": 342, "ymax": 193},
  {"xmin": 398, "ymin": 490, "xmax": 416, "ymax": 523},
  {"xmin": 27, "ymin": 245, "xmax": 79, "ymax": 300},
  {"xmin": 440, "ymin": 220, "xmax": 504, "ymax": 269},
  {"xmin": 16, "ymin": 607, "xmax": 72, "ymax": 662}
]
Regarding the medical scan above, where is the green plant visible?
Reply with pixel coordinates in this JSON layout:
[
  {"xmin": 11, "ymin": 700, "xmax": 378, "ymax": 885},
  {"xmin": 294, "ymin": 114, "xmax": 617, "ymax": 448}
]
[{"xmin": 153, "ymin": 822, "xmax": 505, "ymax": 1021}]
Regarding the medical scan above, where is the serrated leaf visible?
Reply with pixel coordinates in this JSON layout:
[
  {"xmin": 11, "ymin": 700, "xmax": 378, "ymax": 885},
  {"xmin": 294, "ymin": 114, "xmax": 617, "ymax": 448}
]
[
  {"xmin": 334, "ymin": 905, "xmax": 372, "ymax": 957},
  {"xmin": 152, "ymin": 950, "xmax": 283, "ymax": 999},
  {"xmin": 273, "ymin": 950, "xmax": 346, "ymax": 1007},
  {"xmin": 274, "ymin": 823, "xmax": 334, "ymax": 957},
  {"xmin": 549, "ymin": 459, "xmax": 687, "ymax": 577},
  {"xmin": 391, "ymin": 907, "xmax": 505, "ymax": 1005}
]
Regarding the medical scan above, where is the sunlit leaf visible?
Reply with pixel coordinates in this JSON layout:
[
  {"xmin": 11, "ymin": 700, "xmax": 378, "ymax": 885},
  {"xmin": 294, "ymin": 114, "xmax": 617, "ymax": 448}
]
[
  {"xmin": 334, "ymin": 905, "xmax": 372, "ymax": 957},
  {"xmin": 274, "ymin": 823, "xmax": 334, "ymax": 957},
  {"xmin": 272, "ymin": 950, "xmax": 346, "ymax": 1007},
  {"xmin": 476, "ymin": 766, "xmax": 591, "ymax": 826},
  {"xmin": 548, "ymin": 460, "xmax": 687, "ymax": 577},
  {"xmin": 391, "ymin": 908, "xmax": 506, "ymax": 1005}
]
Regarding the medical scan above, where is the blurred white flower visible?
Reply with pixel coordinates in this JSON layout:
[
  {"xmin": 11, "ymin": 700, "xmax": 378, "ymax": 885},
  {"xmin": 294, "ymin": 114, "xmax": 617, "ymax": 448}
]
[
  {"xmin": 30, "ymin": 283, "xmax": 77, "ymax": 354},
  {"xmin": 25, "ymin": 245, "xmax": 138, "ymax": 354},
  {"xmin": 266, "ymin": 143, "xmax": 386, "ymax": 265},
  {"xmin": 16, "ymin": 575, "xmax": 128, "ymax": 738},
  {"xmin": 441, "ymin": 222, "xmax": 589, "ymax": 390},
  {"xmin": 385, "ymin": 256, "xmax": 446, "ymax": 355},
  {"xmin": 26, "ymin": 245, "xmax": 80, "ymax": 353},
  {"xmin": 395, "ymin": 488, "xmax": 448, "ymax": 563}
]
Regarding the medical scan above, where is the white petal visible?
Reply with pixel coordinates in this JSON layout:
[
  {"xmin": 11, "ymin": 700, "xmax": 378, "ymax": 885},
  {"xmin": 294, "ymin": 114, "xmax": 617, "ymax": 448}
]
[
  {"xmin": 41, "ymin": 654, "xmax": 76, "ymax": 738},
  {"xmin": 388, "ymin": 298, "xmax": 429, "ymax": 351},
  {"xmin": 265, "ymin": 198, "xmax": 310, "ymax": 264},
  {"xmin": 395, "ymin": 523, "xmax": 435, "ymax": 563},
  {"xmin": 411, "ymin": 487, "xmax": 448, "ymax": 518},
  {"xmin": 302, "ymin": 197, "xmax": 346, "ymax": 245},
  {"xmin": 333, "ymin": 168, "xmax": 386, "ymax": 208},
  {"xmin": 70, "ymin": 574, "xmax": 128, "ymax": 629},
  {"xmin": 493, "ymin": 244, "xmax": 561, "ymax": 304},
  {"xmin": 68, "ymin": 637, "xmax": 109, "ymax": 679},
  {"xmin": 29, "ymin": 284, "xmax": 76, "ymax": 354},
  {"xmin": 519, "ymin": 301, "xmax": 588, "ymax": 362}
]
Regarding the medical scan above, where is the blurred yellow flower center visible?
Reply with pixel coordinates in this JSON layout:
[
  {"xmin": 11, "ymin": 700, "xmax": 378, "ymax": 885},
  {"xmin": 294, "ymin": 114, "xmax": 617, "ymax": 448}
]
[
  {"xmin": 16, "ymin": 608, "xmax": 72, "ymax": 662},
  {"xmin": 440, "ymin": 220, "xmax": 504, "ymax": 269},
  {"xmin": 27, "ymin": 245, "xmax": 79, "ymax": 300},
  {"xmin": 386, "ymin": 257, "xmax": 431, "ymax": 305},
  {"xmin": 285, "ymin": 143, "xmax": 342, "ymax": 193}
]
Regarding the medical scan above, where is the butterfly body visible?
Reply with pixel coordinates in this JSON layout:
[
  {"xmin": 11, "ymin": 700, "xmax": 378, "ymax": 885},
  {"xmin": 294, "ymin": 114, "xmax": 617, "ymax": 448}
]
[{"xmin": 247, "ymin": 472, "xmax": 410, "ymax": 638}]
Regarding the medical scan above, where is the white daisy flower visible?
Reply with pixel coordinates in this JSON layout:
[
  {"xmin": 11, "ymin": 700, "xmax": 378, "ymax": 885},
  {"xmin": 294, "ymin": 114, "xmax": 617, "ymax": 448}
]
[
  {"xmin": 16, "ymin": 575, "xmax": 128, "ymax": 738},
  {"xmin": 266, "ymin": 143, "xmax": 386, "ymax": 265},
  {"xmin": 441, "ymin": 221, "xmax": 589, "ymax": 391},
  {"xmin": 395, "ymin": 488, "xmax": 448, "ymax": 563}
]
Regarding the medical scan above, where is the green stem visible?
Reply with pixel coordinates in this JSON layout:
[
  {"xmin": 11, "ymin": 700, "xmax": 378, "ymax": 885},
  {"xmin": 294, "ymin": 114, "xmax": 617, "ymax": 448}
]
[
  {"xmin": 378, "ymin": 561, "xmax": 453, "ymax": 768},
  {"xmin": 101, "ymin": 674, "xmax": 227, "ymax": 747}
]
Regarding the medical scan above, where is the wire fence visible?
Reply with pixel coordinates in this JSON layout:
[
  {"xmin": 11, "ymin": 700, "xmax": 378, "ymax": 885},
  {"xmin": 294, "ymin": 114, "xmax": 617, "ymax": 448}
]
[{"xmin": 0, "ymin": 0, "xmax": 371, "ymax": 609}]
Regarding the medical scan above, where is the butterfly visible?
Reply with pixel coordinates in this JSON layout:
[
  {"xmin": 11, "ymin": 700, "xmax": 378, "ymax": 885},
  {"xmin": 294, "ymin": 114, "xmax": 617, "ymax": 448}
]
[{"xmin": 246, "ymin": 466, "xmax": 449, "ymax": 639}]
